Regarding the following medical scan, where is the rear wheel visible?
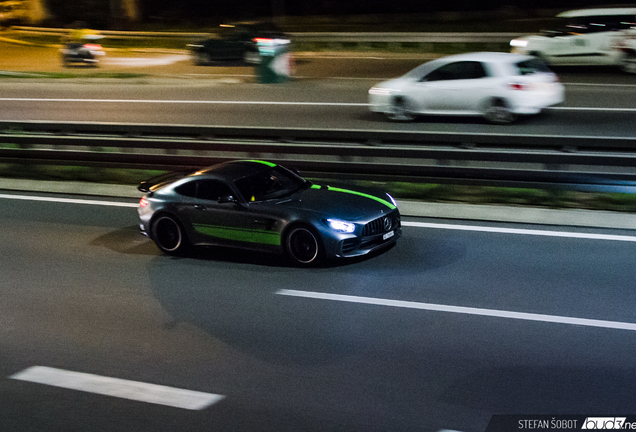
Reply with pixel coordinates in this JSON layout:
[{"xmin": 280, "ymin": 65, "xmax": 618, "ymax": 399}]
[
  {"xmin": 484, "ymin": 98, "xmax": 516, "ymax": 124},
  {"xmin": 285, "ymin": 225, "xmax": 323, "ymax": 266},
  {"xmin": 193, "ymin": 51, "xmax": 209, "ymax": 66},
  {"xmin": 243, "ymin": 50, "xmax": 260, "ymax": 64},
  {"xmin": 620, "ymin": 53, "xmax": 636, "ymax": 74},
  {"xmin": 152, "ymin": 215, "xmax": 187, "ymax": 255},
  {"xmin": 385, "ymin": 96, "xmax": 415, "ymax": 121}
]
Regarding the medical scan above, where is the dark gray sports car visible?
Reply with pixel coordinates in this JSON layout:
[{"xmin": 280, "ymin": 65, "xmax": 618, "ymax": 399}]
[{"xmin": 137, "ymin": 160, "xmax": 401, "ymax": 265}]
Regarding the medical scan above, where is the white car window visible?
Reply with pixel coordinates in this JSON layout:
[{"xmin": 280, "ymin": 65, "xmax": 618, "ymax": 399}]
[{"xmin": 422, "ymin": 61, "xmax": 488, "ymax": 82}]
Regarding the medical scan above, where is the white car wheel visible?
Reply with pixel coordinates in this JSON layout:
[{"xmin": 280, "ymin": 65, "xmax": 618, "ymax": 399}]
[
  {"xmin": 243, "ymin": 50, "xmax": 261, "ymax": 64},
  {"xmin": 484, "ymin": 98, "xmax": 516, "ymax": 124},
  {"xmin": 621, "ymin": 53, "xmax": 636, "ymax": 74},
  {"xmin": 385, "ymin": 96, "xmax": 415, "ymax": 122}
]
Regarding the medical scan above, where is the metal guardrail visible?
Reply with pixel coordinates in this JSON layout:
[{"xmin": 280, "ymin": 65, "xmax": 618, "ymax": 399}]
[{"xmin": 0, "ymin": 120, "xmax": 635, "ymax": 192}]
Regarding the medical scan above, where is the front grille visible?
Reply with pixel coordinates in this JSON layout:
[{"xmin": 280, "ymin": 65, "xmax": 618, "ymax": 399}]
[{"xmin": 362, "ymin": 210, "xmax": 400, "ymax": 237}]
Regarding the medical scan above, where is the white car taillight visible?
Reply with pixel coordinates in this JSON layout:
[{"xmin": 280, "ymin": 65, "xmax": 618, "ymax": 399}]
[{"xmin": 509, "ymin": 82, "xmax": 530, "ymax": 90}]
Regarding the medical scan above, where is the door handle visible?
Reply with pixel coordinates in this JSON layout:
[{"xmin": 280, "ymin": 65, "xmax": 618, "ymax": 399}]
[{"xmin": 194, "ymin": 204, "xmax": 206, "ymax": 210}]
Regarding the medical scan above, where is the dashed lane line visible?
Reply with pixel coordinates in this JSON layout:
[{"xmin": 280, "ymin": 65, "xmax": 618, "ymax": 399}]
[
  {"xmin": 9, "ymin": 366, "xmax": 225, "ymax": 410},
  {"xmin": 277, "ymin": 289, "xmax": 636, "ymax": 332}
]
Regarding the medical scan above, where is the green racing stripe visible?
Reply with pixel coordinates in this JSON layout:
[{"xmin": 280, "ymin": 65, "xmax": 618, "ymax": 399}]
[
  {"xmin": 193, "ymin": 224, "xmax": 281, "ymax": 246},
  {"xmin": 311, "ymin": 185, "xmax": 396, "ymax": 209},
  {"xmin": 243, "ymin": 160, "xmax": 277, "ymax": 167}
]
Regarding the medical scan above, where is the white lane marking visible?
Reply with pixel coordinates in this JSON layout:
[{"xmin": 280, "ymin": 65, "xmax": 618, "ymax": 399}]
[
  {"xmin": 277, "ymin": 289, "xmax": 636, "ymax": 332},
  {"xmin": 9, "ymin": 366, "xmax": 225, "ymax": 410},
  {"xmin": 566, "ymin": 82, "xmax": 636, "ymax": 88},
  {"xmin": 0, "ymin": 193, "xmax": 138, "ymax": 207},
  {"xmin": 1, "ymin": 194, "xmax": 635, "ymax": 242},
  {"xmin": 401, "ymin": 221, "xmax": 636, "ymax": 242},
  {"xmin": 0, "ymin": 98, "xmax": 369, "ymax": 106},
  {"xmin": 550, "ymin": 106, "xmax": 636, "ymax": 112},
  {"xmin": 2, "ymin": 97, "xmax": 634, "ymax": 112}
]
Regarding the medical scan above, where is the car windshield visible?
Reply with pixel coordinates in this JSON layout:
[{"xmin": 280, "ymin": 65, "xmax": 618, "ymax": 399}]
[
  {"xmin": 514, "ymin": 58, "xmax": 552, "ymax": 75},
  {"xmin": 234, "ymin": 166, "xmax": 308, "ymax": 202}
]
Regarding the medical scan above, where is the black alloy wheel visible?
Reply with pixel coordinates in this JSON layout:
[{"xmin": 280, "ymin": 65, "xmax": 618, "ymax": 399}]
[
  {"xmin": 286, "ymin": 226, "xmax": 322, "ymax": 265},
  {"xmin": 152, "ymin": 215, "xmax": 186, "ymax": 254}
]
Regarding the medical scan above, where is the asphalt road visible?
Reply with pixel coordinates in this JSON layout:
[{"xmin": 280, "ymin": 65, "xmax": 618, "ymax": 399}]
[
  {"xmin": 2, "ymin": 40, "xmax": 636, "ymax": 432},
  {"xmin": 2, "ymin": 192, "xmax": 636, "ymax": 431},
  {"xmin": 1, "ymin": 41, "xmax": 636, "ymax": 137}
]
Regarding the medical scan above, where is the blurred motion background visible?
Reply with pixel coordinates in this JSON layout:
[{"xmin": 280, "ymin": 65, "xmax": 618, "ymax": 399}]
[{"xmin": 0, "ymin": 0, "xmax": 624, "ymax": 31}]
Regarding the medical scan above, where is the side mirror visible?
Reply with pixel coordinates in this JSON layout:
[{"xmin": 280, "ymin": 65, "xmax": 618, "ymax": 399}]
[{"xmin": 218, "ymin": 195, "xmax": 237, "ymax": 204}]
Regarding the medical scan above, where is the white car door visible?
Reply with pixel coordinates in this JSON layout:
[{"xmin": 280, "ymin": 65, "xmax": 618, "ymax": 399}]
[{"xmin": 409, "ymin": 61, "xmax": 492, "ymax": 113}]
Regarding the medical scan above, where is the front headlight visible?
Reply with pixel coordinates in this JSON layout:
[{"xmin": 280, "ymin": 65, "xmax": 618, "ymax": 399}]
[
  {"xmin": 510, "ymin": 39, "xmax": 528, "ymax": 48},
  {"xmin": 369, "ymin": 87, "xmax": 392, "ymax": 96},
  {"xmin": 327, "ymin": 219, "xmax": 355, "ymax": 233}
]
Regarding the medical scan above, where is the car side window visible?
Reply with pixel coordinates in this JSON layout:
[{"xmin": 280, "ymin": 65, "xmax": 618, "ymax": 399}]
[
  {"xmin": 174, "ymin": 180, "xmax": 197, "ymax": 198},
  {"xmin": 423, "ymin": 61, "xmax": 487, "ymax": 82},
  {"xmin": 174, "ymin": 180, "xmax": 233, "ymax": 201},
  {"xmin": 195, "ymin": 180, "xmax": 234, "ymax": 201}
]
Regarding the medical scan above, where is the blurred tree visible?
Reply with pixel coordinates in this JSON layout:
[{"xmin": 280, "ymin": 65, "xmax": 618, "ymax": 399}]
[{"xmin": 25, "ymin": 0, "xmax": 50, "ymax": 24}]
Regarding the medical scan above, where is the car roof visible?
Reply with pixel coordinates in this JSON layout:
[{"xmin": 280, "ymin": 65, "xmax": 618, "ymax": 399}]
[
  {"xmin": 196, "ymin": 160, "xmax": 277, "ymax": 181},
  {"xmin": 401, "ymin": 52, "xmax": 535, "ymax": 79},
  {"xmin": 557, "ymin": 8, "xmax": 636, "ymax": 18},
  {"xmin": 436, "ymin": 52, "xmax": 533, "ymax": 64}
]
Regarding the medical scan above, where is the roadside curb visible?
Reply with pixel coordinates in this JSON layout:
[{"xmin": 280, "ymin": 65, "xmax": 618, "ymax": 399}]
[{"xmin": 1, "ymin": 179, "xmax": 634, "ymax": 230}]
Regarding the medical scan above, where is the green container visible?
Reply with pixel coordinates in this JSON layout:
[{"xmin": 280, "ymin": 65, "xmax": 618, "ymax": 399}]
[{"xmin": 256, "ymin": 38, "xmax": 291, "ymax": 84}]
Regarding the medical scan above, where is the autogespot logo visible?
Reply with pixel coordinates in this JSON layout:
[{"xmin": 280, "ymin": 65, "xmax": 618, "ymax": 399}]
[{"xmin": 582, "ymin": 417, "xmax": 628, "ymax": 429}]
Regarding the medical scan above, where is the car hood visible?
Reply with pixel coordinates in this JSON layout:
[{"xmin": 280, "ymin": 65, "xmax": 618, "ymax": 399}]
[
  {"xmin": 371, "ymin": 77, "xmax": 407, "ymax": 91},
  {"xmin": 275, "ymin": 184, "xmax": 397, "ymax": 221}
]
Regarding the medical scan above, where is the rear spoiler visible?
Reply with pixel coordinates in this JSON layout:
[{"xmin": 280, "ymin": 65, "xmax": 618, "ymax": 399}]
[{"xmin": 137, "ymin": 170, "xmax": 192, "ymax": 193}]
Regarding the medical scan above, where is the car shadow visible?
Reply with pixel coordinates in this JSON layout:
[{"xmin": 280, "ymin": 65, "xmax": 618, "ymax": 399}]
[
  {"xmin": 90, "ymin": 226, "xmax": 397, "ymax": 268},
  {"xmin": 360, "ymin": 111, "xmax": 536, "ymax": 126},
  {"xmin": 90, "ymin": 225, "xmax": 158, "ymax": 255}
]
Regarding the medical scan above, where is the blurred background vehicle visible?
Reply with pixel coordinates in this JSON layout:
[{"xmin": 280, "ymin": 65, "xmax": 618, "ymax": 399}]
[
  {"xmin": 510, "ymin": 7, "xmax": 636, "ymax": 73},
  {"xmin": 60, "ymin": 22, "xmax": 105, "ymax": 66},
  {"xmin": 187, "ymin": 21, "xmax": 288, "ymax": 65},
  {"xmin": 0, "ymin": 0, "xmax": 26, "ymax": 27},
  {"xmin": 368, "ymin": 52, "xmax": 565, "ymax": 124}
]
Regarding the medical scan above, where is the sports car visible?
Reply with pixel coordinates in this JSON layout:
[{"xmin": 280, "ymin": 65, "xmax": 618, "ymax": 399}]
[{"xmin": 137, "ymin": 160, "xmax": 401, "ymax": 265}]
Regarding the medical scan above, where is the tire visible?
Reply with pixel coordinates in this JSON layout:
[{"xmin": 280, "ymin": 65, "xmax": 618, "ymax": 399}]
[
  {"xmin": 151, "ymin": 215, "xmax": 188, "ymax": 255},
  {"xmin": 243, "ymin": 50, "xmax": 261, "ymax": 64},
  {"xmin": 285, "ymin": 225, "xmax": 323, "ymax": 266},
  {"xmin": 620, "ymin": 53, "xmax": 636, "ymax": 74},
  {"xmin": 385, "ymin": 96, "xmax": 415, "ymax": 122},
  {"xmin": 484, "ymin": 98, "xmax": 516, "ymax": 124},
  {"xmin": 193, "ymin": 51, "xmax": 209, "ymax": 66}
]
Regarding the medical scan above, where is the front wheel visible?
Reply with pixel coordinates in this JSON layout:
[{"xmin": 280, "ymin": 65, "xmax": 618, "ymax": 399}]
[
  {"xmin": 192, "ymin": 51, "xmax": 209, "ymax": 66},
  {"xmin": 484, "ymin": 98, "xmax": 516, "ymax": 124},
  {"xmin": 385, "ymin": 96, "xmax": 415, "ymax": 122},
  {"xmin": 151, "ymin": 215, "xmax": 188, "ymax": 255},
  {"xmin": 285, "ymin": 226, "xmax": 323, "ymax": 266}
]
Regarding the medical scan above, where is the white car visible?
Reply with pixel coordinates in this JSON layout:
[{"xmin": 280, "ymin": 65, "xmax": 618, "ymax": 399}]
[
  {"xmin": 368, "ymin": 52, "xmax": 565, "ymax": 124},
  {"xmin": 510, "ymin": 8, "xmax": 636, "ymax": 73}
]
